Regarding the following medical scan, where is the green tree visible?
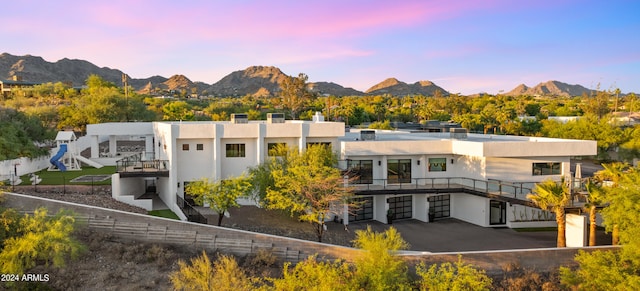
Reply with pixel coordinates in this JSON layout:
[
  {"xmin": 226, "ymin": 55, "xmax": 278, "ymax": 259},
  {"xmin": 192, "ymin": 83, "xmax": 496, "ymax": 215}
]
[
  {"xmin": 265, "ymin": 145, "xmax": 353, "ymax": 242},
  {"xmin": 369, "ymin": 120, "xmax": 393, "ymax": 130},
  {"xmin": 170, "ymin": 251, "xmax": 254, "ymax": 291},
  {"xmin": 416, "ymin": 256, "xmax": 492, "ymax": 291},
  {"xmin": 0, "ymin": 208, "xmax": 85, "ymax": 274},
  {"xmin": 595, "ymin": 162, "xmax": 630, "ymax": 245},
  {"xmin": 560, "ymin": 167, "xmax": 640, "ymax": 290},
  {"xmin": 526, "ymin": 179, "xmax": 571, "ymax": 247},
  {"xmin": 186, "ymin": 175, "xmax": 252, "ymax": 226},
  {"xmin": 352, "ymin": 226, "xmax": 411, "ymax": 290},
  {"xmin": 162, "ymin": 100, "xmax": 195, "ymax": 121},
  {"xmin": 280, "ymin": 73, "xmax": 314, "ymax": 120}
]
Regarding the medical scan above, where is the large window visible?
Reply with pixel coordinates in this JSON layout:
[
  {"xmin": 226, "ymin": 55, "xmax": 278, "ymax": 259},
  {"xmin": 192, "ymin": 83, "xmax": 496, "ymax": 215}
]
[
  {"xmin": 532, "ymin": 162, "xmax": 561, "ymax": 175},
  {"xmin": 226, "ymin": 144, "xmax": 246, "ymax": 157},
  {"xmin": 428, "ymin": 158, "xmax": 447, "ymax": 172},
  {"xmin": 387, "ymin": 159, "xmax": 411, "ymax": 183},
  {"xmin": 347, "ymin": 160, "xmax": 373, "ymax": 184}
]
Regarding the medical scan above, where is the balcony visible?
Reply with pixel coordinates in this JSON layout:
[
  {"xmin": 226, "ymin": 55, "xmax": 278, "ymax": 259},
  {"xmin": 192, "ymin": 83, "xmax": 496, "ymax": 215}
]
[
  {"xmin": 347, "ymin": 177, "xmax": 589, "ymax": 208},
  {"xmin": 116, "ymin": 154, "xmax": 169, "ymax": 177}
]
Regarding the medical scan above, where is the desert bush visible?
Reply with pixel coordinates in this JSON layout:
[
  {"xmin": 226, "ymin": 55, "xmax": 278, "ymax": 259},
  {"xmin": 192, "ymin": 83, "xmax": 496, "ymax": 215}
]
[
  {"xmin": 416, "ymin": 255, "xmax": 492, "ymax": 291},
  {"xmin": 170, "ymin": 250, "xmax": 255, "ymax": 291}
]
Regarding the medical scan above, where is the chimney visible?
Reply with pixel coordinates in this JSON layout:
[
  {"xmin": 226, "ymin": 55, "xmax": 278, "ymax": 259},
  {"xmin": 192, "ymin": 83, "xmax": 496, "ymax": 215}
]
[{"xmin": 12, "ymin": 75, "xmax": 22, "ymax": 82}]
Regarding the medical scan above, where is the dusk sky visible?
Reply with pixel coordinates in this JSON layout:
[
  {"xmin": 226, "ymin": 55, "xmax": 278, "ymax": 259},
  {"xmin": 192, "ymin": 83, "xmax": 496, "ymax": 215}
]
[{"xmin": 2, "ymin": 0, "xmax": 639, "ymax": 95}]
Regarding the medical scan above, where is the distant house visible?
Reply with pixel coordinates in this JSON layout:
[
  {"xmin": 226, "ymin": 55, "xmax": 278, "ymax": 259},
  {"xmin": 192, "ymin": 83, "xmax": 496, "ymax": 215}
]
[
  {"xmin": 0, "ymin": 76, "xmax": 40, "ymax": 97},
  {"xmin": 611, "ymin": 112, "xmax": 640, "ymax": 126}
]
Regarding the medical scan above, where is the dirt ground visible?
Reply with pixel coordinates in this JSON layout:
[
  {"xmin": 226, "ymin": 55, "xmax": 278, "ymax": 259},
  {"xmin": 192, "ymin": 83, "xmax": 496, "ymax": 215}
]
[{"xmin": 4, "ymin": 187, "xmax": 353, "ymax": 290}]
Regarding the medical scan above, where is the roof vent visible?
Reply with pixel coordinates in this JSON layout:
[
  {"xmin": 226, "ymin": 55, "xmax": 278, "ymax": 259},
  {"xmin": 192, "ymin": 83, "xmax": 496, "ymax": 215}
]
[
  {"xmin": 267, "ymin": 113, "xmax": 285, "ymax": 123},
  {"xmin": 360, "ymin": 130, "xmax": 376, "ymax": 141},
  {"xmin": 231, "ymin": 113, "xmax": 248, "ymax": 124},
  {"xmin": 450, "ymin": 128, "xmax": 468, "ymax": 139}
]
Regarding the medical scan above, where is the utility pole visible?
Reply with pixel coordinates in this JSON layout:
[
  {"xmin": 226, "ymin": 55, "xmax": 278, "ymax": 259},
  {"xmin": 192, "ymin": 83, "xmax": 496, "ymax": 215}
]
[{"xmin": 122, "ymin": 73, "xmax": 129, "ymax": 122}]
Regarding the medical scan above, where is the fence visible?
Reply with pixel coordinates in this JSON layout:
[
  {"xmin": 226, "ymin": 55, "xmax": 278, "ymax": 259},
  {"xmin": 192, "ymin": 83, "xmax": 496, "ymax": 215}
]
[{"xmin": 176, "ymin": 195, "xmax": 208, "ymax": 224}]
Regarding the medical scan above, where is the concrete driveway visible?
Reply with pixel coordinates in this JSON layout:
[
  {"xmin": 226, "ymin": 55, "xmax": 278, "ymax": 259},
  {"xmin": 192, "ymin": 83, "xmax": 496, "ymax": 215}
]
[{"xmin": 347, "ymin": 218, "xmax": 611, "ymax": 252}]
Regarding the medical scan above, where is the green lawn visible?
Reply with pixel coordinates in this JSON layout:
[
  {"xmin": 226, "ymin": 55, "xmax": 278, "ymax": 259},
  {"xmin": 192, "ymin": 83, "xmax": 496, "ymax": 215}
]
[
  {"xmin": 148, "ymin": 209, "xmax": 180, "ymax": 220},
  {"xmin": 20, "ymin": 166, "xmax": 117, "ymax": 186}
]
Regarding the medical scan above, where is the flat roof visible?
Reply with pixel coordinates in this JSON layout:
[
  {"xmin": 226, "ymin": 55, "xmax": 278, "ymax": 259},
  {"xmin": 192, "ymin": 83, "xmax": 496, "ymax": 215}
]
[{"xmin": 340, "ymin": 129, "xmax": 582, "ymax": 143}]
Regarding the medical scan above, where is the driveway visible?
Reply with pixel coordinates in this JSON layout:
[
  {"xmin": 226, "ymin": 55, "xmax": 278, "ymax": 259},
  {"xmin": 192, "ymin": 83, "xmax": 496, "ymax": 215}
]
[{"xmin": 348, "ymin": 218, "xmax": 611, "ymax": 252}]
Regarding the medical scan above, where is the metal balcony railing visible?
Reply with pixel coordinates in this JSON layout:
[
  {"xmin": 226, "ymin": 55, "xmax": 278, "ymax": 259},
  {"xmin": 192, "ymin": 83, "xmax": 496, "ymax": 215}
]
[{"xmin": 116, "ymin": 153, "xmax": 168, "ymax": 174}]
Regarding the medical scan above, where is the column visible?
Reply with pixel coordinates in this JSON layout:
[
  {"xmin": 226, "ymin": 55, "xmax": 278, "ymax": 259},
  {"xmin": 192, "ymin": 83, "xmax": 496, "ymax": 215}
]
[
  {"xmin": 109, "ymin": 135, "xmax": 117, "ymax": 157},
  {"xmin": 145, "ymin": 135, "xmax": 154, "ymax": 160},
  {"xmin": 90, "ymin": 135, "xmax": 99, "ymax": 158}
]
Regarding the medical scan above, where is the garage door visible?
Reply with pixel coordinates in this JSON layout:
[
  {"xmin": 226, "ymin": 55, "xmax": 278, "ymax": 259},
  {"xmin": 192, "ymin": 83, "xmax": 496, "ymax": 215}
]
[
  {"xmin": 349, "ymin": 197, "xmax": 374, "ymax": 221},
  {"xmin": 388, "ymin": 195, "xmax": 412, "ymax": 220}
]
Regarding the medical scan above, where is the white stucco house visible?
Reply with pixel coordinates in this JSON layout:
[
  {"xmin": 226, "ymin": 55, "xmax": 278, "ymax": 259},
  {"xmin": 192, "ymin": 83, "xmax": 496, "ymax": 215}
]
[{"xmin": 85, "ymin": 113, "xmax": 597, "ymax": 228}]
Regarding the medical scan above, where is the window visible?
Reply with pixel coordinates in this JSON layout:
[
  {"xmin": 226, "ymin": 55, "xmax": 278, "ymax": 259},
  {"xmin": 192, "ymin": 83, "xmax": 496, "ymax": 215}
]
[
  {"xmin": 347, "ymin": 160, "xmax": 373, "ymax": 184},
  {"xmin": 387, "ymin": 159, "xmax": 411, "ymax": 183},
  {"xmin": 196, "ymin": 144, "xmax": 204, "ymax": 151},
  {"xmin": 428, "ymin": 158, "xmax": 447, "ymax": 172},
  {"xmin": 532, "ymin": 162, "xmax": 561, "ymax": 175},
  {"xmin": 267, "ymin": 143, "xmax": 286, "ymax": 156},
  {"xmin": 226, "ymin": 144, "xmax": 245, "ymax": 157},
  {"xmin": 182, "ymin": 144, "xmax": 189, "ymax": 151},
  {"xmin": 306, "ymin": 142, "xmax": 332, "ymax": 149}
]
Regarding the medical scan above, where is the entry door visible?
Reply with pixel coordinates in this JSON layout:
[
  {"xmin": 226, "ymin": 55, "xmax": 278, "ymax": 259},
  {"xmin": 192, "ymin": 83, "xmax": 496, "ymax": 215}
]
[{"xmin": 490, "ymin": 200, "xmax": 506, "ymax": 225}]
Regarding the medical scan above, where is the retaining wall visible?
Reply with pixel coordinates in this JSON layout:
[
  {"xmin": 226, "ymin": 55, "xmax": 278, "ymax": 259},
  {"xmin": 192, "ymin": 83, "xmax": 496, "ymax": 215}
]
[{"xmin": 2, "ymin": 192, "xmax": 618, "ymax": 272}]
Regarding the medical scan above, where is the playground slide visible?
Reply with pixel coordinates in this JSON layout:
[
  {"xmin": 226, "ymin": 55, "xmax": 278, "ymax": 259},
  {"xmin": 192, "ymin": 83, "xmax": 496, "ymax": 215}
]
[
  {"xmin": 75, "ymin": 155, "xmax": 104, "ymax": 169},
  {"xmin": 50, "ymin": 144, "xmax": 67, "ymax": 171}
]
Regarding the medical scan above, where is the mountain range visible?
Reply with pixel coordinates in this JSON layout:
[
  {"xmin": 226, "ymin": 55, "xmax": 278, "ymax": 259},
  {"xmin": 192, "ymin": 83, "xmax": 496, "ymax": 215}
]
[{"xmin": 1, "ymin": 52, "xmax": 596, "ymax": 97}]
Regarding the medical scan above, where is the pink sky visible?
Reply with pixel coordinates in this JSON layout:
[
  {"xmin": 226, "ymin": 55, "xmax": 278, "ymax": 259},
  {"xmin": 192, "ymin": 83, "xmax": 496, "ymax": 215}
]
[{"xmin": 2, "ymin": 0, "xmax": 639, "ymax": 94}]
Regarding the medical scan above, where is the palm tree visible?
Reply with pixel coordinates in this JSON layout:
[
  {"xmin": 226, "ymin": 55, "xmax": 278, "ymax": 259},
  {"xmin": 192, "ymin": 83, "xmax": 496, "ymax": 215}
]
[
  {"xmin": 527, "ymin": 179, "xmax": 571, "ymax": 247},
  {"xmin": 584, "ymin": 180, "xmax": 607, "ymax": 246}
]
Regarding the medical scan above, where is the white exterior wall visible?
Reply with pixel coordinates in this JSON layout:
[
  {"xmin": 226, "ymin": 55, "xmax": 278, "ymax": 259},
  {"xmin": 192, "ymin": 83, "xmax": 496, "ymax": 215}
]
[
  {"xmin": 221, "ymin": 138, "xmax": 257, "ymax": 179},
  {"xmin": 176, "ymin": 138, "xmax": 215, "ymax": 182},
  {"xmin": 373, "ymin": 195, "xmax": 386, "ymax": 223},
  {"xmin": 451, "ymin": 194, "xmax": 489, "ymax": 227},
  {"xmin": 414, "ymin": 194, "xmax": 428, "ymax": 222},
  {"xmin": 454, "ymin": 156, "xmax": 486, "ymax": 180},
  {"xmin": 485, "ymin": 156, "xmax": 569, "ymax": 182}
]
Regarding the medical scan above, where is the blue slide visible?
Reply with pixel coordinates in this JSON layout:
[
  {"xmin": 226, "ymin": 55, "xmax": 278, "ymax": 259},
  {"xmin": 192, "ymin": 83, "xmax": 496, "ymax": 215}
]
[{"xmin": 50, "ymin": 144, "xmax": 67, "ymax": 171}]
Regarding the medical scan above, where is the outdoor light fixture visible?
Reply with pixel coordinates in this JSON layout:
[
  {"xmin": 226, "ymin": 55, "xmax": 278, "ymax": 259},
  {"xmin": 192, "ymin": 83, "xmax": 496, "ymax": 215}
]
[
  {"xmin": 177, "ymin": 182, "xmax": 180, "ymax": 187},
  {"xmin": 417, "ymin": 160, "xmax": 420, "ymax": 165},
  {"xmin": 378, "ymin": 161, "xmax": 382, "ymax": 166},
  {"xmin": 451, "ymin": 159, "xmax": 455, "ymax": 164}
]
